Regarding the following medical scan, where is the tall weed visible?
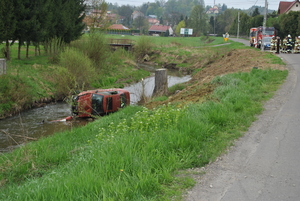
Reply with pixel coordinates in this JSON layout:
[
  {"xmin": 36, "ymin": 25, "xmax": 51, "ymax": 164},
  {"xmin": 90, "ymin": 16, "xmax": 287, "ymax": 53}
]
[
  {"xmin": 70, "ymin": 33, "xmax": 109, "ymax": 71},
  {"xmin": 134, "ymin": 36, "xmax": 154, "ymax": 60},
  {"xmin": 59, "ymin": 48, "xmax": 96, "ymax": 90}
]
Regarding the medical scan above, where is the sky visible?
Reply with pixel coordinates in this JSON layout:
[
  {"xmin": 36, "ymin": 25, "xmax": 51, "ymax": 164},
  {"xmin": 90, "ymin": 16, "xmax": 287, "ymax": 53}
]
[{"xmin": 105, "ymin": 0, "xmax": 280, "ymax": 10}]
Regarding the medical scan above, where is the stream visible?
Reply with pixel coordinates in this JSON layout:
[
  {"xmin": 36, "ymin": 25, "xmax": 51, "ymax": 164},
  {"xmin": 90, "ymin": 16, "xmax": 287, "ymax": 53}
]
[{"xmin": 0, "ymin": 70, "xmax": 191, "ymax": 152}]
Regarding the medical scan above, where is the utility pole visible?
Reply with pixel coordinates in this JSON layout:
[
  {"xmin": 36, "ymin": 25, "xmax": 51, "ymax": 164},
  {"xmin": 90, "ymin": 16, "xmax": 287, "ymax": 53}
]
[
  {"xmin": 237, "ymin": 12, "xmax": 240, "ymax": 39},
  {"xmin": 213, "ymin": 0, "xmax": 216, "ymax": 36},
  {"xmin": 262, "ymin": 0, "xmax": 268, "ymax": 51}
]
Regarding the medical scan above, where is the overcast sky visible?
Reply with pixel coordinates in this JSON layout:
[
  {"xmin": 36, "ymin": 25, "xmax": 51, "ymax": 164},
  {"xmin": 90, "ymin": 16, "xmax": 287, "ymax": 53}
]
[{"xmin": 105, "ymin": 0, "xmax": 280, "ymax": 10}]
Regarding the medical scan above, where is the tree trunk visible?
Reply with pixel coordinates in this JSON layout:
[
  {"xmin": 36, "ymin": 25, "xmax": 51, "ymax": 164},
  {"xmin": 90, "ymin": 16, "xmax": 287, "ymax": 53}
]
[
  {"xmin": 26, "ymin": 41, "xmax": 29, "ymax": 58},
  {"xmin": 153, "ymin": 68, "xmax": 168, "ymax": 97},
  {"xmin": 5, "ymin": 40, "xmax": 10, "ymax": 60},
  {"xmin": 18, "ymin": 41, "xmax": 21, "ymax": 59}
]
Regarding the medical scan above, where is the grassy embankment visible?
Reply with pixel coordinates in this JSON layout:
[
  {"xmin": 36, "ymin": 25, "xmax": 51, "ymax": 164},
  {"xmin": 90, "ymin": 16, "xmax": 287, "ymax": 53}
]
[
  {"xmin": 0, "ymin": 36, "xmax": 287, "ymax": 200},
  {"xmin": 0, "ymin": 34, "xmax": 231, "ymax": 118},
  {"xmin": 0, "ymin": 34, "xmax": 153, "ymax": 118}
]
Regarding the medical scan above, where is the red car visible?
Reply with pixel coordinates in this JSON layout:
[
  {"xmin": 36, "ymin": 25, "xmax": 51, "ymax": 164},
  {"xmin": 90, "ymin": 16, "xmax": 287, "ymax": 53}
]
[{"xmin": 72, "ymin": 88, "xmax": 130, "ymax": 118}]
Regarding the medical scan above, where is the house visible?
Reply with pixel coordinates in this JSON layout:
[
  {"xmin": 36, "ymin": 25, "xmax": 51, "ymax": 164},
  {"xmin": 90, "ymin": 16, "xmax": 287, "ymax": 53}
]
[
  {"xmin": 278, "ymin": 0, "xmax": 300, "ymax": 14},
  {"xmin": 148, "ymin": 17, "xmax": 160, "ymax": 26},
  {"xmin": 83, "ymin": 10, "xmax": 118, "ymax": 28},
  {"xmin": 131, "ymin": 11, "xmax": 144, "ymax": 20},
  {"xmin": 107, "ymin": 24, "xmax": 129, "ymax": 30},
  {"xmin": 206, "ymin": 5, "xmax": 220, "ymax": 14},
  {"xmin": 148, "ymin": 25, "xmax": 174, "ymax": 36},
  {"xmin": 106, "ymin": 24, "xmax": 133, "ymax": 35}
]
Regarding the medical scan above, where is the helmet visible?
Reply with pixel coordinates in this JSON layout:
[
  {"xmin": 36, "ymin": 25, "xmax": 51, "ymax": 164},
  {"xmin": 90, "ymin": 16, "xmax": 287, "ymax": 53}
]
[
  {"xmin": 288, "ymin": 34, "xmax": 291, "ymax": 37},
  {"xmin": 298, "ymin": 36, "xmax": 300, "ymax": 39}
]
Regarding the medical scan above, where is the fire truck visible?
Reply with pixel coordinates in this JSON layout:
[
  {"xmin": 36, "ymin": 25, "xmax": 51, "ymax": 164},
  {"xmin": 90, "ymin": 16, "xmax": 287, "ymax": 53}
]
[
  {"xmin": 72, "ymin": 88, "xmax": 130, "ymax": 118},
  {"xmin": 249, "ymin": 26, "xmax": 276, "ymax": 48}
]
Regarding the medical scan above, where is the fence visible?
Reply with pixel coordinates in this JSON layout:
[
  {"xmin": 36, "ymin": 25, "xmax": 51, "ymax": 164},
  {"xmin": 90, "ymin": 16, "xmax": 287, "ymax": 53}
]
[{"xmin": 0, "ymin": 59, "xmax": 6, "ymax": 75}]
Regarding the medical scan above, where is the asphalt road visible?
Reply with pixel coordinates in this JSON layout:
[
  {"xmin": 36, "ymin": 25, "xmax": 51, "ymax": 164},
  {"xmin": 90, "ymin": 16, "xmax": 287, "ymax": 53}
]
[{"xmin": 186, "ymin": 38, "xmax": 300, "ymax": 201}]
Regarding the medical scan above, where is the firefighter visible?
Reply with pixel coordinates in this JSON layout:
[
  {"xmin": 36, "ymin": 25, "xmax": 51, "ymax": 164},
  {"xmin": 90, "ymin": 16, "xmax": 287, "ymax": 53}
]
[
  {"xmin": 276, "ymin": 36, "xmax": 281, "ymax": 54},
  {"xmin": 270, "ymin": 36, "xmax": 276, "ymax": 53},
  {"xmin": 282, "ymin": 37, "xmax": 288, "ymax": 53},
  {"xmin": 286, "ymin": 34, "xmax": 293, "ymax": 53},
  {"xmin": 294, "ymin": 36, "xmax": 300, "ymax": 53}
]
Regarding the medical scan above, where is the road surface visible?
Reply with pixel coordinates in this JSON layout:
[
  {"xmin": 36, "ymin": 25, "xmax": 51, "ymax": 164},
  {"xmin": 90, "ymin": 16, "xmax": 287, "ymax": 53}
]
[{"xmin": 186, "ymin": 38, "xmax": 300, "ymax": 201}]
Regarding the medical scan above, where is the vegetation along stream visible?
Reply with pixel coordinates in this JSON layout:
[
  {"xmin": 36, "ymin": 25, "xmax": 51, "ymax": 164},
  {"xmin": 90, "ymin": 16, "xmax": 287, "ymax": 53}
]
[{"xmin": 0, "ymin": 71, "xmax": 190, "ymax": 152}]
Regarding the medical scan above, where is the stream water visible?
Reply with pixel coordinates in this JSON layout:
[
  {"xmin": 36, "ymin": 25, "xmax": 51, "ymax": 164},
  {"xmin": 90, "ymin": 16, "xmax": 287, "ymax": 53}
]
[
  {"xmin": 0, "ymin": 70, "xmax": 191, "ymax": 152},
  {"xmin": 0, "ymin": 102, "xmax": 87, "ymax": 152}
]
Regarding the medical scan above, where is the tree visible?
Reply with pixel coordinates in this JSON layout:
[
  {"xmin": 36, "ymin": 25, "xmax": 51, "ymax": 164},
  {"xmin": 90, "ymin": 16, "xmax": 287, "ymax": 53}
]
[
  {"xmin": 229, "ymin": 12, "xmax": 251, "ymax": 36},
  {"xmin": 139, "ymin": 3, "xmax": 149, "ymax": 15},
  {"xmin": 12, "ymin": 0, "xmax": 33, "ymax": 59},
  {"xmin": 88, "ymin": 0, "xmax": 108, "ymax": 31},
  {"xmin": 189, "ymin": 5, "xmax": 207, "ymax": 36},
  {"xmin": 175, "ymin": 20, "xmax": 186, "ymax": 36},
  {"xmin": 221, "ymin": 4, "xmax": 227, "ymax": 12},
  {"xmin": 24, "ymin": 0, "xmax": 51, "ymax": 58},
  {"xmin": 164, "ymin": 11, "xmax": 182, "ymax": 27},
  {"xmin": 159, "ymin": 16, "xmax": 164, "ymax": 25},
  {"xmin": 0, "ymin": 0, "xmax": 16, "ymax": 60},
  {"xmin": 215, "ymin": 9, "xmax": 239, "ymax": 35},
  {"xmin": 279, "ymin": 11, "xmax": 300, "ymax": 38},
  {"xmin": 132, "ymin": 16, "xmax": 149, "ymax": 34},
  {"xmin": 249, "ymin": 15, "xmax": 263, "ymax": 28},
  {"xmin": 251, "ymin": 7, "xmax": 260, "ymax": 17},
  {"xmin": 208, "ymin": 16, "xmax": 214, "ymax": 34},
  {"xmin": 146, "ymin": 2, "xmax": 159, "ymax": 16},
  {"xmin": 118, "ymin": 5, "xmax": 133, "ymax": 27}
]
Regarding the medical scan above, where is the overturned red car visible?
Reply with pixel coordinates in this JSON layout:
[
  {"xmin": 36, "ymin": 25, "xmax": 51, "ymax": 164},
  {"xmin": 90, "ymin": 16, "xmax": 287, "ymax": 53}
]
[{"xmin": 72, "ymin": 88, "xmax": 130, "ymax": 118}]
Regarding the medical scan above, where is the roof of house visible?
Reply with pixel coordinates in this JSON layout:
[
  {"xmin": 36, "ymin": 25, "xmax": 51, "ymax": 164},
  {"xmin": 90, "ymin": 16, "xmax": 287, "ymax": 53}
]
[
  {"xmin": 149, "ymin": 25, "xmax": 171, "ymax": 32},
  {"xmin": 148, "ymin": 18, "xmax": 160, "ymax": 25},
  {"xmin": 107, "ymin": 24, "xmax": 129, "ymax": 30},
  {"xmin": 278, "ymin": 0, "xmax": 300, "ymax": 14}
]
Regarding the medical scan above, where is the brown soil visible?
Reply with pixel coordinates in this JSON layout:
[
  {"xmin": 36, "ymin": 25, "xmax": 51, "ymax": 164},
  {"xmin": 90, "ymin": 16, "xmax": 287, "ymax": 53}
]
[{"xmin": 144, "ymin": 48, "xmax": 286, "ymax": 109}]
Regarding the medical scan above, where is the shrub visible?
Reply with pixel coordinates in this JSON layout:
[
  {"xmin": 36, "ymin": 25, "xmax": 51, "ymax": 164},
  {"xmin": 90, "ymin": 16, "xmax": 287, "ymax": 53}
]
[
  {"xmin": 59, "ymin": 48, "xmax": 96, "ymax": 90},
  {"xmin": 70, "ymin": 33, "xmax": 109, "ymax": 71},
  {"xmin": 134, "ymin": 36, "xmax": 154, "ymax": 60}
]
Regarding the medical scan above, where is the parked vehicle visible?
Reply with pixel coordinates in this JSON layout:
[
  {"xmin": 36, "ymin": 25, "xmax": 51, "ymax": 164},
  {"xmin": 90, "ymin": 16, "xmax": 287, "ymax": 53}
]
[
  {"xmin": 262, "ymin": 37, "xmax": 272, "ymax": 50},
  {"xmin": 72, "ymin": 88, "xmax": 130, "ymax": 118}
]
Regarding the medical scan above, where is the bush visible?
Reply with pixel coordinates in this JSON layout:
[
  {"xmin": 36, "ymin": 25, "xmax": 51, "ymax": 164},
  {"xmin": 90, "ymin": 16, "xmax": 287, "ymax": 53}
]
[
  {"xmin": 134, "ymin": 36, "xmax": 154, "ymax": 60},
  {"xmin": 59, "ymin": 48, "xmax": 96, "ymax": 90},
  {"xmin": 70, "ymin": 33, "xmax": 109, "ymax": 71}
]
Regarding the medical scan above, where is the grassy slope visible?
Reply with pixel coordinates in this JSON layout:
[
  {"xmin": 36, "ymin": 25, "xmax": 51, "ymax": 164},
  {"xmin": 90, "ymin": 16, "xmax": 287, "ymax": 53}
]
[
  {"xmin": 0, "ymin": 37, "xmax": 150, "ymax": 118},
  {"xmin": 0, "ymin": 37, "xmax": 288, "ymax": 200}
]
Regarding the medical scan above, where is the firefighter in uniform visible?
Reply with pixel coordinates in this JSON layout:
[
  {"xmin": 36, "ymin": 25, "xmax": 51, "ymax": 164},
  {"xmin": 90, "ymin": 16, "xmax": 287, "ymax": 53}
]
[
  {"xmin": 286, "ymin": 34, "xmax": 293, "ymax": 53},
  {"xmin": 276, "ymin": 36, "xmax": 281, "ymax": 54},
  {"xmin": 294, "ymin": 36, "xmax": 300, "ymax": 53},
  {"xmin": 282, "ymin": 37, "xmax": 288, "ymax": 53},
  {"xmin": 270, "ymin": 36, "xmax": 276, "ymax": 53}
]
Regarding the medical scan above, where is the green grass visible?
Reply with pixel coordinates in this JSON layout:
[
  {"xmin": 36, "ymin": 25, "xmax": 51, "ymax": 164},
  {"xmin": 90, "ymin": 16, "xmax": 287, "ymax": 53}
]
[
  {"xmin": 0, "ymin": 68, "xmax": 288, "ymax": 200},
  {"xmin": 263, "ymin": 52, "xmax": 286, "ymax": 65},
  {"xmin": 106, "ymin": 34, "xmax": 227, "ymax": 47}
]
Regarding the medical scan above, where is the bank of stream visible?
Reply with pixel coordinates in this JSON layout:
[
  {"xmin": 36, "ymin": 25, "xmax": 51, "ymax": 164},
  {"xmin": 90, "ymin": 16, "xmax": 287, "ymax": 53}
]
[{"xmin": 0, "ymin": 68, "xmax": 191, "ymax": 152}]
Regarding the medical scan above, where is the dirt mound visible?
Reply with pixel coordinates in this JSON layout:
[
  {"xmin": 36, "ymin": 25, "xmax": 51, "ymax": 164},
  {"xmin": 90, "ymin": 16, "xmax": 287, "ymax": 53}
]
[{"xmin": 145, "ymin": 49, "xmax": 286, "ymax": 109}]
